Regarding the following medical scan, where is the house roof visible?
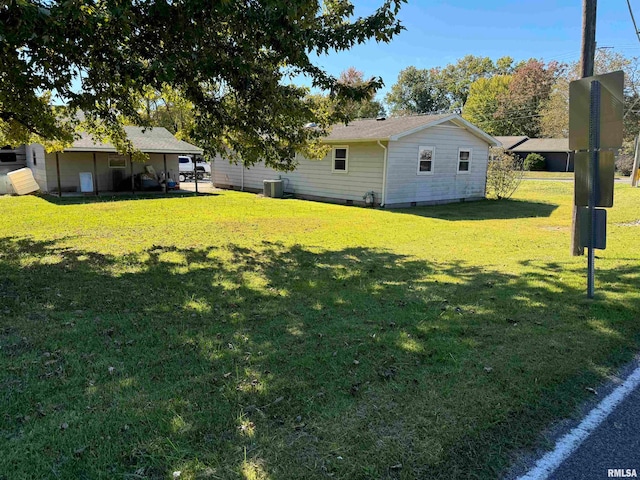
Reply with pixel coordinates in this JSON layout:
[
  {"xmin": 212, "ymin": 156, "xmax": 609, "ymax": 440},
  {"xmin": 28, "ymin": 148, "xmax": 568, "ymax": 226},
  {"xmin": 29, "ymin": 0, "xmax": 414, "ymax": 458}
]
[
  {"xmin": 494, "ymin": 136, "xmax": 529, "ymax": 150},
  {"xmin": 323, "ymin": 114, "xmax": 499, "ymax": 146},
  {"xmin": 65, "ymin": 127, "xmax": 203, "ymax": 154},
  {"xmin": 510, "ymin": 138, "xmax": 570, "ymax": 153}
]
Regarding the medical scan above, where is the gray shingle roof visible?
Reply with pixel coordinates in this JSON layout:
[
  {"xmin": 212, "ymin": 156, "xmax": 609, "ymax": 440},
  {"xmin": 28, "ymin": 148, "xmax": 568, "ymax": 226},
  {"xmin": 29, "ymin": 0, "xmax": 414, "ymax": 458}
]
[
  {"xmin": 510, "ymin": 138, "xmax": 569, "ymax": 153},
  {"xmin": 324, "ymin": 114, "xmax": 454, "ymax": 142},
  {"xmin": 66, "ymin": 127, "xmax": 203, "ymax": 154},
  {"xmin": 494, "ymin": 136, "xmax": 529, "ymax": 150},
  {"xmin": 323, "ymin": 114, "xmax": 498, "ymax": 146}
]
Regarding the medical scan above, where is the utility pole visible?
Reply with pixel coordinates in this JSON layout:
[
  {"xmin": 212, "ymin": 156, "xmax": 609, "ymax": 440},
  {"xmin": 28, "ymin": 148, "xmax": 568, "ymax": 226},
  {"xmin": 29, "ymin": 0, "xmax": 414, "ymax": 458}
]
[{"xmin": 571, "ymin": 0, "xmax": 597, "ymax": 256}]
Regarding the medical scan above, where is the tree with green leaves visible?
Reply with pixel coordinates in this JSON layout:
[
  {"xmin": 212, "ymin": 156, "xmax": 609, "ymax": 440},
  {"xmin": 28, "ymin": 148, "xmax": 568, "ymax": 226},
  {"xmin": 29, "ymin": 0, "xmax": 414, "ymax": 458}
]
[
  {"xmin": 384, "ymin": 55, "xmax": 516, "ymax": 116},
  {"xmin": 462, "ymin": 75, "xmax": 512, "ymax": 136},
  {"xmin": 463, "ymin": 59, "xmax": 560, "ymax": 137},
  {"xmin": 132, "ymin": 86, "xmax": 196, "ymax": 144},
  {"xmin": 335, "ymin": 67, "xmax": 386, "ymax": 120},
  {"xmin": 440, "ymin": 55, "xmax": 500, "ymax": 108},
  {"xmin": 385, "ymin": 66, "xmax": 452, "ymax": 115},
  {"xmin": 0, "ymin": 0, "xmax": 405, "ymax": 169},
  {"xmin": 496, "ymin": 59, "xmax": 561, "ymax": 137}
]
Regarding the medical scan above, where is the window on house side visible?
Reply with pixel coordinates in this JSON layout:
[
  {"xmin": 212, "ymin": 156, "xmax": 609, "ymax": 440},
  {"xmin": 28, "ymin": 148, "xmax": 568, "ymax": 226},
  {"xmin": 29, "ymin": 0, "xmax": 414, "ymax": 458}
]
[
  {"xmin": 458, "ymin": 148, "xmax": 472, "ymax": 173},
  {"xmin": 108, "ymin": 154, "xmax": 127, "ymax": 169},
  {"xmin": 332, "ymin": 147, "xmax": 348, "ymax": 173},
  {"xmin": 417, "ymin": 146, "xmax": 434, "ymax": 175}
]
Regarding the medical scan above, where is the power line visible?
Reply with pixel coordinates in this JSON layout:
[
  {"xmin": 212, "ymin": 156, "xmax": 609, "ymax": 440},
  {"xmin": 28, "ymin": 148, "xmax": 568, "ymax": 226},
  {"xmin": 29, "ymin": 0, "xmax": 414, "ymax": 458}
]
[{"xmin": 627, "ymin": 0, "xmax": 640, "ymax": 43}]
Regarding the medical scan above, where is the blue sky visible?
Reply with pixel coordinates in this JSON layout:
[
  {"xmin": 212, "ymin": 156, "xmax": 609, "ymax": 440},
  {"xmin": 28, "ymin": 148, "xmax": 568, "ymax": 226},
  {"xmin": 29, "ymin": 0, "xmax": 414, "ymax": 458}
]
[{"xmin": 305, "ymin": 0, "xmax": 640, "ymax": 101}]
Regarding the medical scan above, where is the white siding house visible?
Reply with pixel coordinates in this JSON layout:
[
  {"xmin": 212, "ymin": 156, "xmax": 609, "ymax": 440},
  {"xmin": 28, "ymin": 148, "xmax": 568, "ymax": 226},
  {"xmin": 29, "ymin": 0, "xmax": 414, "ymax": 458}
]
[
  {"xmin": 212, "ymin": 114, "xmax": 498, "ymax": 207},
  {"xmin": 213, "ymin": 142, "xmax": 385, "ymax": 205}
]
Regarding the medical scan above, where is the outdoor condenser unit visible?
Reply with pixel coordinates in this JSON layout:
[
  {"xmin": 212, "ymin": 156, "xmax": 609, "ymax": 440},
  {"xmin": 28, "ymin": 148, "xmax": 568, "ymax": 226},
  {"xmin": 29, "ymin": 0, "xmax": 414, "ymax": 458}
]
[{"xmin": 263, "ymin": 179, "xmax": 284, "ymax": 198}]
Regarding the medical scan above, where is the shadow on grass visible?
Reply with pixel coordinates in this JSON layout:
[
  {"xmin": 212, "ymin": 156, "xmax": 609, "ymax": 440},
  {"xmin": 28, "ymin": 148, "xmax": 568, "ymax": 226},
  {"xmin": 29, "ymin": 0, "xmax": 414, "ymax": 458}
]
[
  {"xmin": 390, "ymin": 198, "xmax": 558, "ymax": 221},
  {"xmin": 0, "ymin": 237, "xmax": 638, "ymax": 479},
  {"xmin": 38, "ymin": 191, "xmax": 218, "ymax": 206}
]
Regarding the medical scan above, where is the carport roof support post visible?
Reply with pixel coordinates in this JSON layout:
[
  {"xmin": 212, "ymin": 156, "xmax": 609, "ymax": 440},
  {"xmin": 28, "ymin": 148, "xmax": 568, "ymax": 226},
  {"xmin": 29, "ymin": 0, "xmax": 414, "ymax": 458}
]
[
  {"xmin": 130, "ymin": 154, "xmax": 134, "ymax": 195},
  {"xmin": 55, "ymin": 152, "xmax": 61, "ymax": 197},
  {"xmin": 93, "ymin": 152, "xmax": 99, "ymax": 195},
  {"xmin": 163, "ymin": 154, "xmax": 168, "ymax": 194}
]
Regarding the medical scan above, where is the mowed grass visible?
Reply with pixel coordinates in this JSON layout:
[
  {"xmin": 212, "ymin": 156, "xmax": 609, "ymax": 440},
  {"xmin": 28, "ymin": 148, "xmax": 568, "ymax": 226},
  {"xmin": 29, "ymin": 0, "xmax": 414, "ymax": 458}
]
[
  {"xmin": 1, "ymin": 182, "xmax": 639, "ymax": 479},
  {"xmin": 523, "ymin": 171, "xmax": 574, "ymax": 180},
  {"xmin": 522, "ymin": 171, "xmax": 627, "ymax": 180}
]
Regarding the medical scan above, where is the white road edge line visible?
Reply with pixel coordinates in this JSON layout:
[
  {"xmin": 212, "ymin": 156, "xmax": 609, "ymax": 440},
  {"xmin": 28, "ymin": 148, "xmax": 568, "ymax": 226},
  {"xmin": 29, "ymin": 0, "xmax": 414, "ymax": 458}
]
[{"xmin": 517, "ymin": 363, "xmax": 640, "ymax": 480}]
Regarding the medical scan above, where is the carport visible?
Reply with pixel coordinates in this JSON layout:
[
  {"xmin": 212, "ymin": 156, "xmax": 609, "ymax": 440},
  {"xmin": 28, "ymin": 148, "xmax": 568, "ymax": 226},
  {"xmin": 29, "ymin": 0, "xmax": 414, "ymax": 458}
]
[{"xmin": 45, "ymin": 127, "xmax": 203, "ymax": 196}]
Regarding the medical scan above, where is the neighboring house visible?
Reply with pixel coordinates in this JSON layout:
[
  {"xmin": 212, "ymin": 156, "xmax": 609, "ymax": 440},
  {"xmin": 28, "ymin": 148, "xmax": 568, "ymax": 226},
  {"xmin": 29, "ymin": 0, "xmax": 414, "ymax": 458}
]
[
  {"xmin": 506, "ymin": 138, "xmax": 574, "ymax": 172},
  {"xmin": 213, "ymin": 114, "xmax": 498, "ymax": 207},
  {"xmin": 0, "ymin": 127, "xmax": 202, "ymax": 195}
]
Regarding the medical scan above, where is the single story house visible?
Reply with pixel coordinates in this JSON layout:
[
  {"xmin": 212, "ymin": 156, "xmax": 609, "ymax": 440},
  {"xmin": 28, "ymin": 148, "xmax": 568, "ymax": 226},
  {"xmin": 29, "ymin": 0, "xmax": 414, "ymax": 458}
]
[
  {"xmin": 0, "ymin": 127, "xmax": 202, "ymax": 195},
  {"xmin": 212, "ymin": 114, "xmax": 499, "ymax": 207},
  {"xmin": 502, "ymin": 137, "xmax": 574, "ymax": 172}
]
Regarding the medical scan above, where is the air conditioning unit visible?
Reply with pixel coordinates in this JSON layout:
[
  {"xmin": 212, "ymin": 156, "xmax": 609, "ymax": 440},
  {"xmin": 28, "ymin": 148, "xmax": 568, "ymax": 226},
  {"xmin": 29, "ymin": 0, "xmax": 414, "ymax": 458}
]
[{"xmin": 263, "ymin": 179, "xmax": 283, "ymax": 198}]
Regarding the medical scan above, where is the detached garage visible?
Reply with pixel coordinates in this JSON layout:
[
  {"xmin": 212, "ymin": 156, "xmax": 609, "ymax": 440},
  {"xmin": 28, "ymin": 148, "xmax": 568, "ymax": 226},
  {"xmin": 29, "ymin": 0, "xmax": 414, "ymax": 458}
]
[{"xmin": 213, "ymin": 113, "xmax": 498, "ymax": 207}]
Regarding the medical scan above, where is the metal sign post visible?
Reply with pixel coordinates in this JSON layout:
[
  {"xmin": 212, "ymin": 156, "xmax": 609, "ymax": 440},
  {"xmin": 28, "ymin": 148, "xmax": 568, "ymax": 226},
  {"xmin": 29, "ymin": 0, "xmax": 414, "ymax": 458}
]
[
  {"xmin": 569, "ymin": 70, "xmax": 624, "ymax": 299},
  {"xmin": 587, "ymin": 80, "xmax": 600, "ymax": 299}
]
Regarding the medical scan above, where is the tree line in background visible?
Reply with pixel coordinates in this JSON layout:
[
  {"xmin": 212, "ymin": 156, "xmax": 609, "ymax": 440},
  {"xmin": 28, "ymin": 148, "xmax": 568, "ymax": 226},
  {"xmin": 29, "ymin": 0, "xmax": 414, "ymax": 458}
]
[{"xmin": 382, "ymin": 51, "xmax": 640, "ymax": 153}]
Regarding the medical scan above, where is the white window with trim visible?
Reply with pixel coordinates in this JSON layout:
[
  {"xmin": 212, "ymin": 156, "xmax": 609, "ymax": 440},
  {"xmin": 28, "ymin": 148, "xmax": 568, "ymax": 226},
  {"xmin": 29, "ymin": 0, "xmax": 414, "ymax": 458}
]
[
  {"xmin": 417, "ymin": 146, "xmax": 435, "ymax": 175},
  {"xmin": 457, "ymin": 148, "xmax": 472, "ymax": 173},
  {"xmin": 332, "ymin": 146, "xmax": 348, "ymax": 173}
]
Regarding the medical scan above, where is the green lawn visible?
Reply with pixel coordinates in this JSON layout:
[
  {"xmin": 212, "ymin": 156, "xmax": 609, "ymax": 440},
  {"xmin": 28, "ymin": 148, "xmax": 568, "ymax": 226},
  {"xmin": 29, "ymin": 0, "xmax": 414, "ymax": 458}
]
[
  {"xmin": 523, "ymin": 171, "xmax": 574, "ymax": 179},
  {"xmin": 522, "ymin": 171, "xmax": 628, "ymax": 180},
  {"xmin": 1, "ymin": 182, "xmax": 639, "ymax": 479}
]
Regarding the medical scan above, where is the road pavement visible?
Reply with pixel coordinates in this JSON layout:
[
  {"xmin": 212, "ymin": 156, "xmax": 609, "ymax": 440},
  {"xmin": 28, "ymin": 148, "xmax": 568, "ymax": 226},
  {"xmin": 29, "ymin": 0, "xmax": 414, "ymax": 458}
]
[
  {"xmin": 510, "ymin": 359, "xmax": 640, "ymax": 480},
  {"xmin": 548, "ymin": 383, "xmax": 640, "ymax": 479}
]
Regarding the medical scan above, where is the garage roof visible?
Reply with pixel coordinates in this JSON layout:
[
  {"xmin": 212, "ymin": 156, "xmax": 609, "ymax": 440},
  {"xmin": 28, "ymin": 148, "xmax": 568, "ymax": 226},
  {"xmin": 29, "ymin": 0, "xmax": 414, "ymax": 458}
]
[
  {"xmin": 65, "ymin": 127, "xmax": 203, "ymax": 154},
  {"xmin": 510, "ymin": 138, "xmax": 570, "ymax": 153}
]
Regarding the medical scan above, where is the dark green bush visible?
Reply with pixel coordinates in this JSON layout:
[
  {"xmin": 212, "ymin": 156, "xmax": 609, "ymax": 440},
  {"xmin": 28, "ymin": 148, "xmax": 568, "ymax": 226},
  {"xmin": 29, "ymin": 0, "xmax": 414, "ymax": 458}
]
[{"xmin": 524, "ymin": 153, "xmax": 546, "ymax": 171}]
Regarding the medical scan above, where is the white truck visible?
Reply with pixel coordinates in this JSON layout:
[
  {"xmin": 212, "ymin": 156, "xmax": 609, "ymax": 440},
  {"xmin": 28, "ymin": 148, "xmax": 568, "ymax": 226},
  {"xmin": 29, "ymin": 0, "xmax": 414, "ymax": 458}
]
[{"xmin": 178, "ymin": 156, "xmax": 211, "ymax": 182}]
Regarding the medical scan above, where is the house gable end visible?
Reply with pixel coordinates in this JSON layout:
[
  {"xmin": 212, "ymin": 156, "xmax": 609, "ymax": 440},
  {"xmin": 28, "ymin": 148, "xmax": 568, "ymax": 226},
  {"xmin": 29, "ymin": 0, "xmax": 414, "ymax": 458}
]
[{"xmin": 389, "ymin": 115, "xmax": 498, "ymax": 147}]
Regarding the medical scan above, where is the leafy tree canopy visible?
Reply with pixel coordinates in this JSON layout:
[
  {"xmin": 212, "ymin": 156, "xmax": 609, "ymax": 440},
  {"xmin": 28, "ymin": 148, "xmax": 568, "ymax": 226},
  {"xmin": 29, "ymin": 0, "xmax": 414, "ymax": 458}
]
[
  {"xmin": 462, "ymin": 75, "xmax": 513, "ymax": 136},
  {"xmin": 0, "ymin": 0, "xmax": 405, "ymax": 169},
  {"xmin": 463, "ymin": 59, "xmax": 560, "ymax": 137},
  {"xmin": 384, "ymin": 55, "xmax": 516, "ymax": 115},
  {"xmin": 439, "ymin": 55, "xmax": 515, "ymax": 108},
  {"xmin": 334, "ymin": 67, "xmax": 386, "ymax": 120},
  {"xmin": 385, "ymin": 66, "xmax": 452, "ymax": 115}
]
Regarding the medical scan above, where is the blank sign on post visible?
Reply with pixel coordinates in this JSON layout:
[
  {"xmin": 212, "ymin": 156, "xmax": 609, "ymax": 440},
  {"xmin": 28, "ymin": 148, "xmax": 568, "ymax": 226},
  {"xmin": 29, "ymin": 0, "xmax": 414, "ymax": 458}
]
[
  {"xmin": 574, "ymin": 151, "xmax": 615, "ymax": 208},
  {"xmin": 579, "ymin": 207, "xmax": 607, "ymax": 250},
  {"xmin": 569, "ymin": 71, "xmax": 624, "ymax": 151}
]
